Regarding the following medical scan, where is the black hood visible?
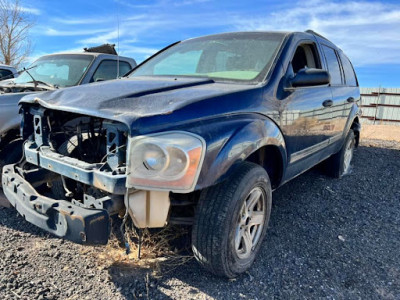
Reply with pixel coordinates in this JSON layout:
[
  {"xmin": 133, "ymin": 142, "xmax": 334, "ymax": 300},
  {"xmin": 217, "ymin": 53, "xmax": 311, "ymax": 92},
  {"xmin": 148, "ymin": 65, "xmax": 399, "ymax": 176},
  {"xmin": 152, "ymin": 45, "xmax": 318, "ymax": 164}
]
[{"xmin": 20, "ymin": 76, "xmax": 257, "ymax": 133}]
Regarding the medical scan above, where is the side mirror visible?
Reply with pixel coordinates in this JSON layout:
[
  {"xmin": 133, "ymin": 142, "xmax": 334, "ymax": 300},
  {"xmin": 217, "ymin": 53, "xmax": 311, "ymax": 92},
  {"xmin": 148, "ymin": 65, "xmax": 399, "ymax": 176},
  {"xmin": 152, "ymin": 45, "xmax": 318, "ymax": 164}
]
[
  {"xmin": 95, "ymin": 78, "xmax": 105, "ymax": 82},
  {"xmin": 290, "ymin": 68, "xmax": 330, "ymax": 88}
]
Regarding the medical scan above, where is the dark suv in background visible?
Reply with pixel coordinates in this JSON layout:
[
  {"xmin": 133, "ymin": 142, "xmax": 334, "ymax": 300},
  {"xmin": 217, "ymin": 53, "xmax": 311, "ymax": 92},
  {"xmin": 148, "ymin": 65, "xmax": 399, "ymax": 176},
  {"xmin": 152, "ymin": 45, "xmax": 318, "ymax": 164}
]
[{"xmin": 2, "ymin": 30, "xmax": 360, "ymax": 278}]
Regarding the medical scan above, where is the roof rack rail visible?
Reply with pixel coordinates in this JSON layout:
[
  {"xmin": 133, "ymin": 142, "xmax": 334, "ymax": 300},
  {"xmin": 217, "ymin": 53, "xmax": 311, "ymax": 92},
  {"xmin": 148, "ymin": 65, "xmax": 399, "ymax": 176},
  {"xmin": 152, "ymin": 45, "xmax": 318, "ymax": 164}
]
[
  {"xmin": 84, "ymin": 44, "xmax": 117, "ymax": 55},
  {"xmin": 305, "ymin": 30, "xmax": 332, "ymax": 43}
]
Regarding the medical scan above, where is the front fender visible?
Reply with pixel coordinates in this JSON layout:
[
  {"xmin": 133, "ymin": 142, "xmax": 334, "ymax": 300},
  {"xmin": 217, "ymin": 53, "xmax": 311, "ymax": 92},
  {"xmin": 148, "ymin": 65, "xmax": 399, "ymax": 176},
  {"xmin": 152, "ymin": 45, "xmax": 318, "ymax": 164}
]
[{"xmin": 195, "ymin": 116, "xmax": 287, "ymax": 189}]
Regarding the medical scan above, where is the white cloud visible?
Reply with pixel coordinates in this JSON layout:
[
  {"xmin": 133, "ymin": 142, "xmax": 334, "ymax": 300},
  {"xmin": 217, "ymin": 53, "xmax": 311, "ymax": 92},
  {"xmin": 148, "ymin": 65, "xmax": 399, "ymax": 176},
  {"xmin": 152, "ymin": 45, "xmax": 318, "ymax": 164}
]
[
  {"xmin": 20, "ymin": 6, "xmax": 41, "ymax": 15},
  {"xmin": 120, "ymin": 45, "xmax": 159, "ymax": 56},
  {"xmin": 233, "ymin": 0, "xmax": 400, "ymax": 66},
  {"xmin": 75, "ymin": 15, "xmax": 173, "ymax": 46},
  {"xmin": 113, "ymin": 0, "xmax": 153, "ymax": 9},
  {"xmin": 1, "ymin": 1, "xmax": 41, "ymax": 15},
  {"xmin": 30, "ymin": 0, "xmax": 400, "ymax": 68},
  {"xmin": 51, "ymin": 17, "xmax": 112, "ymax": 25},
  {"xmin": 172, "ymin": 0, "xmax": 211, "ymax": 6},
  {"xmin": 44, "ymin": 28, "xmax": 110, "ymax": 37},
  {"xmin": 77, "ymin": 29, "xmax": 120, "ymax": 44}
]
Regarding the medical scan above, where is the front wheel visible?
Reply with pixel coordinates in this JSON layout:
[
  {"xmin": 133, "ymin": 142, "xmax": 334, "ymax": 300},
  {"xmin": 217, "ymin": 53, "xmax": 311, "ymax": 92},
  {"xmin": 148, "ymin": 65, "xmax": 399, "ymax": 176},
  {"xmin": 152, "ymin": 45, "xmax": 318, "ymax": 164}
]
[{"xmin": 192, "ymin": 162, "xmax": 272, "ymax": 278}]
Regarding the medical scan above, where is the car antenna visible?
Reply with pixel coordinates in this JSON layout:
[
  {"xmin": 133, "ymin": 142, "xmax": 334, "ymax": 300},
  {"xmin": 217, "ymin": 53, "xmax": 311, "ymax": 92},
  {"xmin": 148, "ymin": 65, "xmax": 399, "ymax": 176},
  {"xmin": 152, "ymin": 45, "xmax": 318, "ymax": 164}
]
[{"xmin": 116, "ymin": 0, "xmax": 120, "ymax": 79}]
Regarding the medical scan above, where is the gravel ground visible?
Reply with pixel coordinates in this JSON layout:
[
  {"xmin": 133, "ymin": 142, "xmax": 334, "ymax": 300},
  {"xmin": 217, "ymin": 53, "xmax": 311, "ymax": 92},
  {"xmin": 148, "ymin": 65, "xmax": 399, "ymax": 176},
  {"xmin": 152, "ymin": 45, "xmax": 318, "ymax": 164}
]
[{"xmin": 0, "ymin": 139, "xmax": 399, "ymax": 300}]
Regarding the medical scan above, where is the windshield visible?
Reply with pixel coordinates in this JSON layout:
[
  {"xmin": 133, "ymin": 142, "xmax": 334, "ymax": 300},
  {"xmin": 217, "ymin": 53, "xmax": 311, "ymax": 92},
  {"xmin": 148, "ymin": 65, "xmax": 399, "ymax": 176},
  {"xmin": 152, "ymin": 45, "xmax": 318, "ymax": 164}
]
[
  {"xmin": 15, "ymin": 54, "xmax": 94, "ymax": 87},
  {"xmin": 130, "ymin": 32, "xmax": 285, "ymax": 82}
]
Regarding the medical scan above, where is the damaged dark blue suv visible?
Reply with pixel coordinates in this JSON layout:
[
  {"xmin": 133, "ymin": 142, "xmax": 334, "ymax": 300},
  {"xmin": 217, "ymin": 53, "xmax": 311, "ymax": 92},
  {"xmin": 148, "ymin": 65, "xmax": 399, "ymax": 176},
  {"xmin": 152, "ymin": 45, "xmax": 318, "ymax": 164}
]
[{"xmin": 2, "ymin": 30, "xmax": 361, "ymax": 278}]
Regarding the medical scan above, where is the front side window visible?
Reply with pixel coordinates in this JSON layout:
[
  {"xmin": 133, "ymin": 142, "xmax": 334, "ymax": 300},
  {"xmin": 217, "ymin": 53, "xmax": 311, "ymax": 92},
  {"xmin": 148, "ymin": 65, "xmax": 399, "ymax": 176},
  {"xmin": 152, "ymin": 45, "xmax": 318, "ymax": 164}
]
[
  {"xmin": 322, "ymin": 45, "xmax": 343, "ymax": 86},
  {"xmin": 291, "ymin": 43, "xmax": 321, "ymax": 74},
  {"xmin": 15, "ymin": 54, "xmax": 94, "ymax": 87},
  {"xmin": 130, "ymin": 33, "xmax": 286, "ymax": 83}
]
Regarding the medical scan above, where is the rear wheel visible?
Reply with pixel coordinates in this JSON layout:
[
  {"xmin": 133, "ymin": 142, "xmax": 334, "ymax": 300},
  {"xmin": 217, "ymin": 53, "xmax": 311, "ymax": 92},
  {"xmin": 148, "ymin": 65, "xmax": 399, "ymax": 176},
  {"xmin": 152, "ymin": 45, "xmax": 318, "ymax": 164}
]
[
  {"xmin": 192, "ymin": 162, "xmax": 272, "ymax": 278},
  {"xmin": 325, "ymin": 129, "xmax": 355, "ymax": 178}
]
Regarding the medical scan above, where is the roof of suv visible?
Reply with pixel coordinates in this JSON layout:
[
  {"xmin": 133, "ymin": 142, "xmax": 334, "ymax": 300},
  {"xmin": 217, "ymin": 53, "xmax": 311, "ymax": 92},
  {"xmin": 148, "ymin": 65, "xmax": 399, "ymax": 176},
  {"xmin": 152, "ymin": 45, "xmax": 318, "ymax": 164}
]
[
  {"xmin": 37, "ymin": 52, "xmax": 134, "ymax": 62},
  {"xmin": 41, "ymin": 44, "xmax": 130, "ymax": 60},
  {"xmin": 183, "ymin": 30, "xmax": 340, "ymax": 50}
]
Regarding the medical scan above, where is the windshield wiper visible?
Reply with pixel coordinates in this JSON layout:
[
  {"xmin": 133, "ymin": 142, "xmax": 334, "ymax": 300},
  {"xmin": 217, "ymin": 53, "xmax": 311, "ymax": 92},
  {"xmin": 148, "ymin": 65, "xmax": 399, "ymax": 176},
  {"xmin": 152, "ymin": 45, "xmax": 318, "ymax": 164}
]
[
  {"xmin": 23, "ymin": 67, "xmax": 54, "ymax": 90},
  {"xmin": 26, "ymin": 80, "xmax": 57, "ymax": 90},
  {"xmin": 14, "ymin": 66, "xmax": 56, "ymax": 90}
]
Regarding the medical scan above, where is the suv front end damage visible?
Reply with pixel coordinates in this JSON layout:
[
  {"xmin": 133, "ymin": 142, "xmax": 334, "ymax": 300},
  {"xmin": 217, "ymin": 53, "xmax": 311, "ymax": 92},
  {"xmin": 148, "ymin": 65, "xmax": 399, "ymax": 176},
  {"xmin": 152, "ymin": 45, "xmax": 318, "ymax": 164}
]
[
  {"xmin": 3, "ymin": 104, "xmax": 204, "ymax": 244},
  {"xmin": 2, "ymin": 164, "xmax": 111, "ymax": 244}
]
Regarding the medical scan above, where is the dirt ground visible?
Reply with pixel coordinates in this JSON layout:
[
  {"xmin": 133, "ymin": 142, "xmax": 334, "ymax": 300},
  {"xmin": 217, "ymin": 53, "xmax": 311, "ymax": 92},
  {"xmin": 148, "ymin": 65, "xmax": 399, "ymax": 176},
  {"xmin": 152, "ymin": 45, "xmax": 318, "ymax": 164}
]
[{"xmin": 361, "ymin": 124, "xmax": 400, "ymax": 142}]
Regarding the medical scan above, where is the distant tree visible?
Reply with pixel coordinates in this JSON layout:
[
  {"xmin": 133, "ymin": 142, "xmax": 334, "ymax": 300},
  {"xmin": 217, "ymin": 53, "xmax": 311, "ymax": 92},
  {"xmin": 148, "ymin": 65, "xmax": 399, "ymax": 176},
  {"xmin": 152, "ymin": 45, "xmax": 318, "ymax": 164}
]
[{"xmin": 0, "ymin": 0, "xmax": 34, "ymax": 68}]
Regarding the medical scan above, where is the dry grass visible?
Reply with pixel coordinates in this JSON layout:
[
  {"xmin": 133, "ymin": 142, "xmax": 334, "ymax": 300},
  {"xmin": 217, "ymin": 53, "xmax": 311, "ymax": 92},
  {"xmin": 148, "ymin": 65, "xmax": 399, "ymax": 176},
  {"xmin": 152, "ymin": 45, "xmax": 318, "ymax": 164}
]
[{"xmin": 96, "ymin": 221, "xmax": 193, "ymax": 275}]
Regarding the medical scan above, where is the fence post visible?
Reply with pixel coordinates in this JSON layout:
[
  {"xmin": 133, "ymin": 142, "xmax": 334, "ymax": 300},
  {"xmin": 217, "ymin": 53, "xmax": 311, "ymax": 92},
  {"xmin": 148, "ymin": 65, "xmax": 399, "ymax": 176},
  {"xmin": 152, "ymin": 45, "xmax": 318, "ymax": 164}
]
[{"xmin": 373, "ymin": 86, "xmax": 381, "ymax": 125}]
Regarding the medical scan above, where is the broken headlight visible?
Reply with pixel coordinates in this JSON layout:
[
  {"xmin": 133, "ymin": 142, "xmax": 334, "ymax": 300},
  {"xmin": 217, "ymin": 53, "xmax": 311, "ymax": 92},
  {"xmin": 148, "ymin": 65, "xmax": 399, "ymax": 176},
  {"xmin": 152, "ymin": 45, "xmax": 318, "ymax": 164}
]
[{"xmin": 126, "ymin": 131, "xmax": 205, "ymax": 192}]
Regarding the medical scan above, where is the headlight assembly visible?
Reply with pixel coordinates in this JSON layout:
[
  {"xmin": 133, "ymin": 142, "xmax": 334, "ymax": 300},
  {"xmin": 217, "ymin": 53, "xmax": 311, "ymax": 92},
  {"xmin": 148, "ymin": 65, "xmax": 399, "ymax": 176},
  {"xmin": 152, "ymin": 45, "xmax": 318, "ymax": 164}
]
[{"xmin": 126, "ymin": 131, "xmax": 206, "ymax": 192}]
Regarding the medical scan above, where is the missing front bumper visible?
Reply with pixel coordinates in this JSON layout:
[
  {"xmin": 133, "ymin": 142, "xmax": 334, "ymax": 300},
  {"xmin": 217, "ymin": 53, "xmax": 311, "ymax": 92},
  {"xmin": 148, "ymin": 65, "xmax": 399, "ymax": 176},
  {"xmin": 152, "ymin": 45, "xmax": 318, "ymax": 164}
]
[
  {"xmin": 2, "ymin": 164, "xmax": 110, "ymax": 245},
  {"xmin": 24, "ymin": 142, "xmax": 126, "ymax": 195}
]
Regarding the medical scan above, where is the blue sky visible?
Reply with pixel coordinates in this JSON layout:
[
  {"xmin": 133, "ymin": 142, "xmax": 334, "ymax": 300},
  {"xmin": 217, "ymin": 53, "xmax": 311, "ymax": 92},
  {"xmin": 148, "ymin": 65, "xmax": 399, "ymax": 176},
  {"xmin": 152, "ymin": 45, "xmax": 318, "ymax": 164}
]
[{"xmin": 20, "ymin": 0, "xmax": 400, "ymax": 87}]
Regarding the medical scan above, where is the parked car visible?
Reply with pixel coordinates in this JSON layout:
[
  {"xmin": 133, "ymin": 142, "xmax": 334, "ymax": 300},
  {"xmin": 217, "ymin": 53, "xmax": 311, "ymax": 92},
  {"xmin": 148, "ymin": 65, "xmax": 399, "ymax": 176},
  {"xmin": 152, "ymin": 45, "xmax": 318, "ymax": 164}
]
[
  {"xmin": 2, "ymin": 31, "xmax": 361, "ymax": 278},
  {"xmin": 0, "ymin": 64, "xmax": 18, "ymax": 81},
  {"xmin": 0, "ymin": 44, "xmax": 136, "ymax": 173}
]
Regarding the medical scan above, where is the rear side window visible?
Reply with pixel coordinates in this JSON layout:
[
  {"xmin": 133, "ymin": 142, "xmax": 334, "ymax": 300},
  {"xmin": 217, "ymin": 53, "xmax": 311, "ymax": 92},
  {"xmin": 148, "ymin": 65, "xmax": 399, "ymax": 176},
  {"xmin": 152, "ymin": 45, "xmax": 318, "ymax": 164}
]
[
  {"xmin": 322, "ymin": 45, "xmax": 342, "ymax": 86},
  {"xmin": 0, "ymin": 69, "xmax": 13, "ymax": 80},
  {"xmin": 91, "ymin": 60, "xmax": 132, "ymax": 82},
  {"xmin": 339, "ymin": 53, "xmax": 358, "ymax": 86}
]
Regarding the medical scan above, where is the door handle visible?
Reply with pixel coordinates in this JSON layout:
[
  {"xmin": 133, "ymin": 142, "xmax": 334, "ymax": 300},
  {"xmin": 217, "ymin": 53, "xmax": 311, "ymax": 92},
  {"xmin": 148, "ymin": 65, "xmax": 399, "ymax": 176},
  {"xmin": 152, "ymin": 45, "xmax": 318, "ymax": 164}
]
[
  {"xmin": 347, "ymin": 97, "xmax": 355, "ymax": 103},
  {"xmin": 322, "ymin": 100, "xmax": 333, "ymax": 107}
]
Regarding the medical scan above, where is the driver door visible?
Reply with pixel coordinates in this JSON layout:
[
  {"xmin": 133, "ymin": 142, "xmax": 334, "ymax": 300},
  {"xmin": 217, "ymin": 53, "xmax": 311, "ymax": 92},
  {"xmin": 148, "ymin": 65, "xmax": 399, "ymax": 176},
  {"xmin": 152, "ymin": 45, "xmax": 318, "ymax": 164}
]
[{"xmin": 276, "ymin": 42, "xmax": 333, "ymax": 172}]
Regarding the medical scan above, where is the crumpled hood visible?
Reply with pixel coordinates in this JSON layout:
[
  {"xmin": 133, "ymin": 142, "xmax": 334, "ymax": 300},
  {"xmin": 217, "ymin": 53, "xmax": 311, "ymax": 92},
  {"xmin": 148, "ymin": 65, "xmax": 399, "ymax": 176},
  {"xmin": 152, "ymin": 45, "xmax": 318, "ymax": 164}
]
[{"xmin": 20, "ymin": 76, "xmax": 257, "ymax": 132}]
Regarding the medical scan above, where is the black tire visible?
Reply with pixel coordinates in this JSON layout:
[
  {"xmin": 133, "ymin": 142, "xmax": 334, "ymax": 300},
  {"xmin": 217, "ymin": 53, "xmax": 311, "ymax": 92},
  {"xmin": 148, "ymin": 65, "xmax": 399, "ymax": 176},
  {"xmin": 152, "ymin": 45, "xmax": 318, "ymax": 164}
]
[
  {"xmin": 325, "ymin": 129, "xmax": 355, "ymax": 178},
  {"xmin": 0, "ymin": 138, "xmax": 23, "ymax": 189},
  {"xmin": 192, "ymin": 162, "xmax": 272, "ymax": 278}
]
